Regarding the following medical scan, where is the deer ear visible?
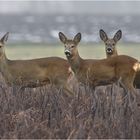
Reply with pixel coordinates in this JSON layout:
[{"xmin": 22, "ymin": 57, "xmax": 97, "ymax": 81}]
[
  {"xmin": 99, "ymin": 29, "xmax": 108, "ymax": 42},
  {"xmin": 1, "ymin": 32, "xmax": 9, "ymax": 44},
  {"xmin": 59, "ymin": 32, "xmax": 67, "ymax": 44},
  {"xmin": 113, "ymin": 30, "xmax": 122, "ymax": 42},
  {"xmin": 73, "ymin": 33, "xmax": 81, "ymax": 44}
]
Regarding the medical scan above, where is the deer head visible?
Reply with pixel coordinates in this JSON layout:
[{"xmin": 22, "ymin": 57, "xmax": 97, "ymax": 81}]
[
  {"xmin": 59, "ymin": 32, "xmax": 81, "ymax": 60},
  {"xmin": 99, "ymin": 29, "xmax": 122, "ymax": 57},
  {"xmin": 0, "ymin": 32, "xmax": 9, "ymax": 59}
]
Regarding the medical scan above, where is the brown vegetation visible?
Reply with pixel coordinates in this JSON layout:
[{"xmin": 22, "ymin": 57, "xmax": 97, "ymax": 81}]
[{"xmin": 0, "ymin": 74, "xmax": 140, "ymax": 139}]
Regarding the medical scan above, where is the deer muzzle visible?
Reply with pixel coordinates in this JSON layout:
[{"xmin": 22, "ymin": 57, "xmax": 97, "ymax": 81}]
[
  {"xmin": 106, "ymin": 47, "xmax": 113, "ymax": 54},
  {"xmin": 64, "ymin": 50, "xmax": 71, "ymax": 57}
]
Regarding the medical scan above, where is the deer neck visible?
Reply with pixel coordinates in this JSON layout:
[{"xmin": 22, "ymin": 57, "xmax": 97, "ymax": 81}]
[
  {"xmin": 0, "ymin": 53, "xmax": 8, "ymax": 70},
  {"xmin": 67, "ymin": 52, "xmax": 83, "ymax": 74},
  {"xmin": 0, "ymin": 54, "xmax": 13, "ymax": 85}
]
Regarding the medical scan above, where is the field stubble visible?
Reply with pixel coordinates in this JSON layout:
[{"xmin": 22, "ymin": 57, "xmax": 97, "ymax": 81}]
[{"xmin": 0, "ymin": 73, "xmax": 140, "ymax": 139}]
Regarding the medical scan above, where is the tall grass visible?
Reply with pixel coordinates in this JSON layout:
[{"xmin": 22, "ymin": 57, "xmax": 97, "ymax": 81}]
[{"xmin": 0, "ymin": 76, "xmax": 140, "ymax": 139}]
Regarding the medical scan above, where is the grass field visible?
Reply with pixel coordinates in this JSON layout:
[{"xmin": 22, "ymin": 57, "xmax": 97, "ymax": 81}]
[
  {"xmin": 0, "ymin": 43, "xmax": 140, "ymax": 138},
  {"xmin": 5, "ymin": 43, "xmax": 140, "ymax": 60}
]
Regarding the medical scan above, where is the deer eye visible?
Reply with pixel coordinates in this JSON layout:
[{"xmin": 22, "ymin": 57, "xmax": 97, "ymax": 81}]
[
  {"xmin": 105, "ymin": 43, "xmax": 107, "ymax": 45},
  {"xmin": 71, "ymin": 45, "xmax": 75, "ymax": 48},
  {"xmin": 112, "ymin": 43, "xmax": 115, "ymax": 46}
]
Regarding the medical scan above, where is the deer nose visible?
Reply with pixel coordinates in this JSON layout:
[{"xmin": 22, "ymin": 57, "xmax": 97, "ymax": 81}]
[
  {"xmin": 106, "ymin": 47, "xmax": 113, "ymax": 54},
  {"xmin": 64, "ymin": 50, "xmax": 71, "ymax": 57}
]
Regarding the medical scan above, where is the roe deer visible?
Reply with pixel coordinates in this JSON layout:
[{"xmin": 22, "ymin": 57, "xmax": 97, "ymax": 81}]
[
  {"xmin": 0, "ymin": 32, "xmax": 74, "ymax": 94},
  {"xmin": 99, "ymin": 29, "xmax": 122, "ymax": 58},
  {"xmin": 99, "ymin": 29, "xmax": 140, "ymax": 88},
  {"xmin": 59, "ymin": 32, "xmax": 140, "ymax": 100}
]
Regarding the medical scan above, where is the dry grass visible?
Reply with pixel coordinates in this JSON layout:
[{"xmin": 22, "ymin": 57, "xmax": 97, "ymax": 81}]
[{"xmin": 0, "ymin": 75, "xmax": 140, "ymax": 139}]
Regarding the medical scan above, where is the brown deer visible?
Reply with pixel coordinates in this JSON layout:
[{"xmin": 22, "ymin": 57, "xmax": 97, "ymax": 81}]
[
  {"xmin": 99, "ymin": 29, "xmax": 140, "ymax": 88},
  {"xmin": 59, "ymin": 32, "xmax": 140, "ymax": 100},
  {"xmin": 99, "ymin": 29, "xmax": 121, "ymax": 58},
  {"xmin": 0, "ymin": 32, "xmax": 74, "ymax": 94}
]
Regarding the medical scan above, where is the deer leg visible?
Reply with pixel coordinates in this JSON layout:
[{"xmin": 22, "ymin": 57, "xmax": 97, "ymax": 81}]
[
  {"xmin": 64, "ymin": 74, "xmax": 81, "ymax": 97},
  {"xmin": 118, "ymin": 80, "xmax": 128, "ymax": 99},
  {"xmin": 63, "ymin": 84, "xmax": 75, "ymax": 97},
  {"xmin": 121, "ymin": 76, "xmax": 137, "ymax": 108},
  {"xmin": 115, "ymin": 77, "xmax": 128, "ymax": 104}
]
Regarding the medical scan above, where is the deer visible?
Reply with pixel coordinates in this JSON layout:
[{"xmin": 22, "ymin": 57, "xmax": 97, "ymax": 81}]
[
  {"xmin": 0, "ymin": 32, "xmax": 74, "ymax": 95},
  {"xmin": 58, "ymin": 32, "xmax": 140, "ymax": 102},
  {"xmin": 99, "ymin": 29, "xmax": 140, "ymax": 89}
]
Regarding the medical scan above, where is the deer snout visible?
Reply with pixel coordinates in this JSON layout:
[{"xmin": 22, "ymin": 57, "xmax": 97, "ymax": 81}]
[
  {"xmin": 64, "ymin": 50, "xmax": 71, "ymax": 57},
  {"xmin": 106, "ymin": 47, "xmax": 113, "ymax": 54}
]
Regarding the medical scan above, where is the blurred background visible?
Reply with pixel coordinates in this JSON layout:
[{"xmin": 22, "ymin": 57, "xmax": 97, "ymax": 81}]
[{"xmin": 0, "ymin": 1, "xmax": 140, "ymax": 59}]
